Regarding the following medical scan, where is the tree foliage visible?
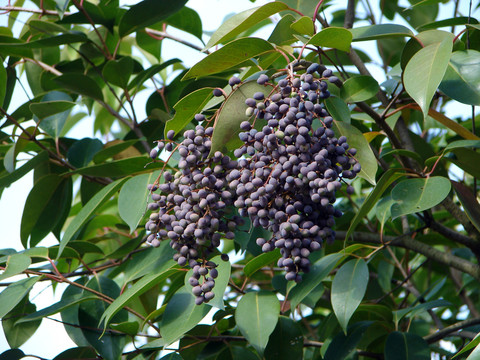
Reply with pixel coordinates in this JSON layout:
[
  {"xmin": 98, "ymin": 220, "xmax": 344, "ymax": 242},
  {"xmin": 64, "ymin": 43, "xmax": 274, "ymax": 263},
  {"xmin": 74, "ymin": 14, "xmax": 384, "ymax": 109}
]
[{"xmin": 1, "ymin": 0, "xmax": 480, "ymax": 359}]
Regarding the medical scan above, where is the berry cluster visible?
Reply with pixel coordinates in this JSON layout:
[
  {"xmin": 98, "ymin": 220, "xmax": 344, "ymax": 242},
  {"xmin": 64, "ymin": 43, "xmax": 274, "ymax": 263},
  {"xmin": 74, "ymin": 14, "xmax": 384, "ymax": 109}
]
[
  {"xmin": 232, "ymin": 64, "xmax": 360, "ymax": 282},
  {"xmin": 146, "ymin": 125, "xmax": 241, "ymax": 304}
]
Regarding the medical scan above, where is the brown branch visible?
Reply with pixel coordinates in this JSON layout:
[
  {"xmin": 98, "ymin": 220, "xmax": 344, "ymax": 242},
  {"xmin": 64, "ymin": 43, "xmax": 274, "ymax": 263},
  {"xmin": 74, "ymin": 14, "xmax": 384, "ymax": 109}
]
[
  {"xmin": 425, "ymin": 317, "xmax": 480, "ymax": 343},
  {"xmin": 0, "ymin": 6, "xmax": 71, "ymax": 16},
  {"xmin": 145, "ymin": 28, "xmax": 206, "ymax": 53}
]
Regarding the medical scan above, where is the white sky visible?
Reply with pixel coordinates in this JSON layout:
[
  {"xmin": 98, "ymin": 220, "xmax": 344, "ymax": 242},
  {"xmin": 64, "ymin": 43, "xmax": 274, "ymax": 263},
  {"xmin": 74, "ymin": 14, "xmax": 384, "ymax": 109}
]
[{"xmin": 0, "ymin": 0, "xmax": 477, "ymax": 356}]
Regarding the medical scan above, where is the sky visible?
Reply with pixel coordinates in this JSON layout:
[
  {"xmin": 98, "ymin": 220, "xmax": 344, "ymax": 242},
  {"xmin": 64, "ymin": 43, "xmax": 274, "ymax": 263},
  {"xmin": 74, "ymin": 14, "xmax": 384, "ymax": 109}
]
[{"xmin": 0, "ymin": 0, "xmax": 478, "ymax": 356}]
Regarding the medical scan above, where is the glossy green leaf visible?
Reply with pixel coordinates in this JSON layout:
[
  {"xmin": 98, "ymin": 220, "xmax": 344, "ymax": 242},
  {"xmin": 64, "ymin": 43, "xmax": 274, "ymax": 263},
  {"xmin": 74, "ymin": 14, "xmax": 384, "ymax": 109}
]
[
  {"xmin": 59, "ymin": 178, "xmax": 128, "ymax": 259},
  {"xmin": 351, "ymin": 24, "xmax": 414, "ymax": 41},
  {"xmin": 209, "ymin": 80, "xmax": 274, "ymax": 156},
  {"xmin": 67, "ymin": 138, "xmax": 103, "ymax": 168},
  {"xmin": 119, "ymin": 0, "xmax": 188, "ymax": 37},
  {"xmin": 118, "ymin": 171, "xmax": 161, "ymax": 233},
  {"xmin": 391, "ymin": 176, "xmax": 451, "ymax": 219},
  {"xmin": 79, "ymin": 277, "xmax": 126, "ymax": 360},
  {"xmin": 235, "ymin": 290, "xmax": 280, "ymax": 356},
  {"xmin": 0, "ymin": 276, "xmax": 40, "ymax": 318},
  {"xmin": 404, "ymin": 38, "xmax": 453, "ymax": 118},
  {"xmin": 110, "ymin": 321, "xmax": 139, "ymax": 337},
  {"xmin": 439, "ymin": 50, "xmax": 480, "ymax": 106},
  {"xmin": 2, "ymin": 296, "xmax": 41, "ymax": 348},
  {"xmin": 164, "ymin": 6, "xmax": 203, "ymax": 40},
  {"xmin": 308, "ymin": 27, "xmax": 353, "ymax": 52},
  {"xmin": 325, "ymin": 96, "xmax": 350, "ymax": 123},
  {"xmin": 103, "ymin": 57, "xmax": 133, "ymax": 89},
  {"xmin": 346, "ymin": 169, "xmax": 405, "ymax": 239},
  {"xmin": 160, "ymin": 286, "xmax": 210, "ymax": 346},
  {"xmin": 340, "ymin": 75, "xmax": 380, "ymax": 103},
  {"xmin": 205, "ymin": 2, "xmax": 289, "ymax": 49},
  {"xmin": 164, "ymin": 88, "xmax": 213, "ymax": 138},
  {"xmin": 244, "ymin": 249, "xmax": 281, "ymax": 277},
  {"xmin": 264, "ymin": 316, "xmax": 303, "ymax": 360},
  {"xmin": 183, "ymin": 38, "xmax": 274, "ymax": 80},
  {"xmin": 452, "ymin": 181, "xmax": 480, "ymax": 234},
  {"xmin": 101, "ymin": 268, "xmax": 178, "ymax": 329},
  {"xmin": 20, "ymin": 174, "xmax": 63, "ymax": 247},
  {"xmin": 54, "ymin": 74, "xmax": 104, "ymax": 101},
  {"xmin": 0, "ymin": 254, "xmax": 31, "ymax": 281},
  {"xmin": 331, "ymin": 259, "xmax": 369, "ymax": 333},
  {"xmin": 290, "ymin": 16, "xmax": 314, "ymax": 37},
  {"xmin": 185, "ymin": 255, "xmax": 231, "ymax": 310},
  {"xmin": 333, "ymin": 121, "xmax": 378, "ymax": 185},
  {"xmin": 288, "ymin": 253, "xmax": 343, "ymax": 310},
  {"xmin": 17, "ymin": 294, "xmax": 97, "ymax": 323},
  {"xmin": 384, "ymin": 332, "xmax": 430, "ymax": 360}
]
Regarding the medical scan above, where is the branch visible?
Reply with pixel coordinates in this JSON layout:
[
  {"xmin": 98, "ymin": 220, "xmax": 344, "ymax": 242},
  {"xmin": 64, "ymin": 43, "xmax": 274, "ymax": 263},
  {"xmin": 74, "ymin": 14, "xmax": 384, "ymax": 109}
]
[
  {"xmin": 425, "ymin": 317, "xmax": 480, "ymax": 343},
  {"xmin": 336, "ymin": 231, "xmax": 480, "ymax": 280},
  {"xmin": 430, "ymin": 221, "xmax": 480, "ymax": 253},
  {"xmin": 0, "ymin": 6, "xmax": 71, "ymax": 16},
  {"xmin": 145, "ymin": 28, "xmax": 206, "ymax": 53}
]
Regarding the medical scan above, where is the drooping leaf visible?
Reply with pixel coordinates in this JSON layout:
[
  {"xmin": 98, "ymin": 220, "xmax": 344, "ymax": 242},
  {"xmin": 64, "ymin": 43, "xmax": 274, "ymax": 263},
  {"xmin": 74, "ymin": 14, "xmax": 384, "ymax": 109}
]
[
  {"xmin": 118, "ymin": 171, "xmax": 161, "ymax": 233},
  {"xmin": 235, "ymin": 290, "xmax": 280, "ymax": 356},
  {"xmin": 205, "ymin": 2, "xmax": 290, "ymax": 49},
  {"xmin": 59, "ymin": 178, "xmax": 128, "ymax": 258},
  {"xmin": 384, "ymin": 332, "xmax": 430, "ymax": 360},
  {"xmin": 351, "ymin": 24, "xmax": 414, "ymax": 41},
  {"xmin": 340, "ymin": 75, "xmax": 380, "ymax": 103},
  {"xmin": 331, "ymin": 259, "xmax": 369, "ymax": 333},
  {"xmin": 333, "ymin": 121, "xmax": 378, "ymax": 185},
  {"xmin": 164, "ymin": 6, "xmax": 203, "ymax": 41},
  {"xmin": 209, "ymin": 80, "xmax": 274, "ymax": 156},
  {"xmin": 164, "ymin": 88, "xmax": 213, "ymax": 138},
  {"xmin": 160, "ymin": 286, "xmax": 210, "ymax": 346},
  {"xmin": 264, "ymin": 316, "xmax": 303, "ymax": 360},
  {"xmin": 0, "ymin": 277, "xmax": 40, "ymax": 318},
  {"xmin": 0, "ymin": 151, "xmax": 48, "ymax": 189},
  {"xmin": 183, "ymin": 38, "xmax": 275, "ymax": 80},
  {"xmin": 118, "ymin": 0, "xmax": 188, "ymax": 37},
  {"xmin": 0, "ymin": 253, "xmax": 31, "ymax": 281},
  {"xmin": 427, "ymin": 108, "xmax": 480, "ymax": 140},
  {"xmin": 308, "ymin": 27, "xmax": 353, "ymax": 52},
  {"xmin": 404, "ymin": 38, "xmax": 453, "ymax": 118},
  {"xmin": 325, "ymin": 96, "xmax": 350, "ymax": 123},
  {"xmin": 0, "ymin": 63, "xmax": 7, "ymax": 108},
  {"xmin": 346, "ymin": 169, "xmax": 405, "ymax": 239},
  {"xmin": 324, "ymin": 322, "xmax": 372, "ymax": 360},
  {"xmin": 439, "ymin": 50, "xmax": 480, "ymax": 106},
  {"xmin": 32, "ymin": 91, "xmax": 74, "ymax": 138},
  {"xmin": 67, "ymin": 138, "xmax": 103, "ymax": 168},
  {"xmin": 2, "ymin": 296, "xmax": 41, "ymax": 349},
  {"xmin": 390, "ymin": 176, "xmax": 451, "ymax": 219}
]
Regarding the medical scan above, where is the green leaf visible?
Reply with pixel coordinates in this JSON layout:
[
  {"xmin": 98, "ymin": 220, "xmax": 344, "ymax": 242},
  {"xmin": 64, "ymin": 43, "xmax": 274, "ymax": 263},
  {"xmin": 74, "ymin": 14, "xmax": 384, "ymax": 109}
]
[
  {"xmin": 351, "ymin": 24, "xmax": 414, "ymax": 41},
  {"xmin": 384, "ymin": 332, "xmax": 430, "ymax": 360},
  {"xmin": 30, "ymin": 100, "xmax": 75, "ymax": 119},
  {"xmin": 0, "ymin": 276, "xmax": 40, "ymax": 318},
  {"xmin": 101, "ymin": 268, "xmax": 178, "ymax": 329},
  {"xmin": 183, "ymin": 38, "xmax": 274, "ymax": 80},
  {"xmin": 2, "ymin": 296, "xmax": 41, "ymax": 349},
  {"xmin": 0, "ymin": 349, "xmax": 26, "ymax": 360},
  {"xmin": 268, "ymin": 14, "xmax": 296, "ymax": 45},
  {"xmin": 165, "ymin": 88, "xmax": 213, "ymax": 138},
  {"xmin": 390, "ymin": 176, "xmax": 451, "ymax": 219},
  {"xmin": 118, "ymin": 171, "xmax": 161, "ymax": 233},
  {"xmin": 54, "ymin": 74, "xmax": 104, "ymax": 101},
  {"xmin": 67, "ymin": 138, "xmax": 103, "ymax": 168},
  {"xmin": 118, "ymin": 0, "xmax": 188, "ymax": 37},
  {"xmin": 17, "ymin": 294, "xmax": 97, "ymax": 323},
  {"xmin": 244, "ymin": 249, "xmax": 281, "ymax": 277},
  {"xmin": 308, "ymin": 27, "xmax": 353, "ymax": 52},
  {"xmin": 59, "ymin": 178, "xmax": 128, "ymax": 259},
  {"xmin": 0, "ymin": 254, "xmax": 31, "ymax": 281},
  {"xmin": 264, "ymin": 316, "xmax": 303, "ymax": 360},
  {"xmin": 340, "ymin": 75, "xmax": 379, "ymax": 103},
  {"xmin": 452, "ymin": 181, "xmax": 480, "ymax": 234},
  {"xmin": 331, "ymin": 259, "xmax": 369, "ymax": 333},
  {"xmin": 164, "ymin": 7, "xmax": 203, "ymax": 41},
  {"xmin": 404, "ymin": 38, "xmax": 453, "ymax": 118},
  {"xmin": 333, "ymin": 121, "xmax": 378, "ymax": 185},
  {"xmin": 439, "ymin": 50, "xmax": 480, "ymax": 106},
  {"xmin": 324, "ymin": 96, "xmax": 351, "ymax": 123},
  {"xmin": 209, "ymin": 80, "xmax": 274, "ymax": 156},
  {"xmin": 110, "ymin": 321, "xmax": 139, "ymax": 337},
  {"xmin": 20, "ymin": 174, "xmax": 64, "ymax": 247},
  {"xmin": 235, "ymin": 290, "xmax": 280, "ymax": 356},
  {"xmin": 73, "ymin": 157, "xmax": 162, "ymax": 178},
  {"xmin": 324, "ymin": 321, "xmax": 372, "ymax": 360},
  {"xmin": 93, "ymin": 139, "xmax": 139, "ymax": 163},
  {"xmin": 128, "ymin": 59, "xmax": 181, "ymax": 92},
  {"xmin": 393, "ymin": 299, "xmax": 451, "ymax": 325},
  {"xmin": 290, "ymin": 16, "xmax": 314, "ymax": 37},
  {"xmin": 160, "ymin": 286, "xmax": 210, "ymax": 346},
  {"xmin": 0, "ymin": 63, "xmax": 6, "ymax": 108},
  {"xmin": 205, "ymin": 2, "xmax": 289, "ymax": 49},
  {"xmin": 52, "ymin": 347, "xmax": 97, "ymax": 360},
  {"xmin": 32, "ymin": 91, "xmax": 74, "ymax": 138},
  {"xmin": 102, "ymin": 57, "xmax": 133, "ymax": 89},
  {"xmin": 288, "ymin": 253, "xmax": 343, "ymax": 310},
  {"xmin": 453, "ymin": 333, "xmax": 480, "ymax": 359},
  {"xmin": 185, "ymin": 255, "xmax": 231, "ymax": 310},
  {"xmin": 346, "ymin": 169, "xmax": 405, "ymax": 239},
  {"xmin": 448, "ymin": 148, "xmax": 480, "ymax": 178}
]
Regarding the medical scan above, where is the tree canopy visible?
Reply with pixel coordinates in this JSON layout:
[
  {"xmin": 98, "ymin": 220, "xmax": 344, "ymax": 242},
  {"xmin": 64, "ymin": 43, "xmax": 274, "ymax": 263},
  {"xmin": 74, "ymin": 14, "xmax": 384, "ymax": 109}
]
[{"xmin": 1, "ymin": 0, "xmax": 480, "ymax": 359}]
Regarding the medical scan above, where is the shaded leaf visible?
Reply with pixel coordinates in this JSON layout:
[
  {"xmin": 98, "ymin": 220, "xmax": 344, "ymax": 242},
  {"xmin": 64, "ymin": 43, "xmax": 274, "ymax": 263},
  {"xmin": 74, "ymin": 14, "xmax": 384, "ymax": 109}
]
[
  {"xmin": 452, "ymin": 181, "xmax": 480, "ymax": 234},
  {"xmin": 308, "ymin": 27, "xmax": 352, "ymax": 52},
  {"xmin": 340, "ymin": 75, "xmax": 379, "ymax": 103},
  {"xmin": 52, "ymin": 347, "xmax": 97, "ymax": 360},
  {"xmin": 33, "ymin": 91, "xmax": 74, "ymax": 138},
  {"xmin": 264, "ymin": 316, "xmax": 303, "ymax": 360},
  {"xmin": 331, "ymin": 259, "xmax": 369, "ymax": 333},
  {"xmin": 103, "ymin": 57, "xmax": 133, "ymax": 89},
  {"xmin": 0, "ymin": 64, "xmax": 7, "ymax": 108},
  {"xmin": 324, "ymin": 322, "xmax": 372, "ymax": 360},
  {"xmin": 183, "ymin": 38, "xmax": 274, "ymax": 80},
  {"xmin": 54, "ymin": 74, "xmax": 104, "ymax": 101},
  {"xmin": 391, "ymin": 176, "xmax": 451, "ymax": 219},
  {"xmin": 205, "ymin": 2, "xmax": 289, "ymax": 49},
  {"xmin": 235, "ymin": 290, "xmax": 280, "ymax": 356},
  {"xmin": 67, "ymin": 138, "xmax": 103, "ymax": 168},
  {"xmin": 384, "ymin": 332, "xmax": 430, "ymax": 360},
  {"xmin": 2, "ymin": 296, "xmax": 41, "ymax": 348}
]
